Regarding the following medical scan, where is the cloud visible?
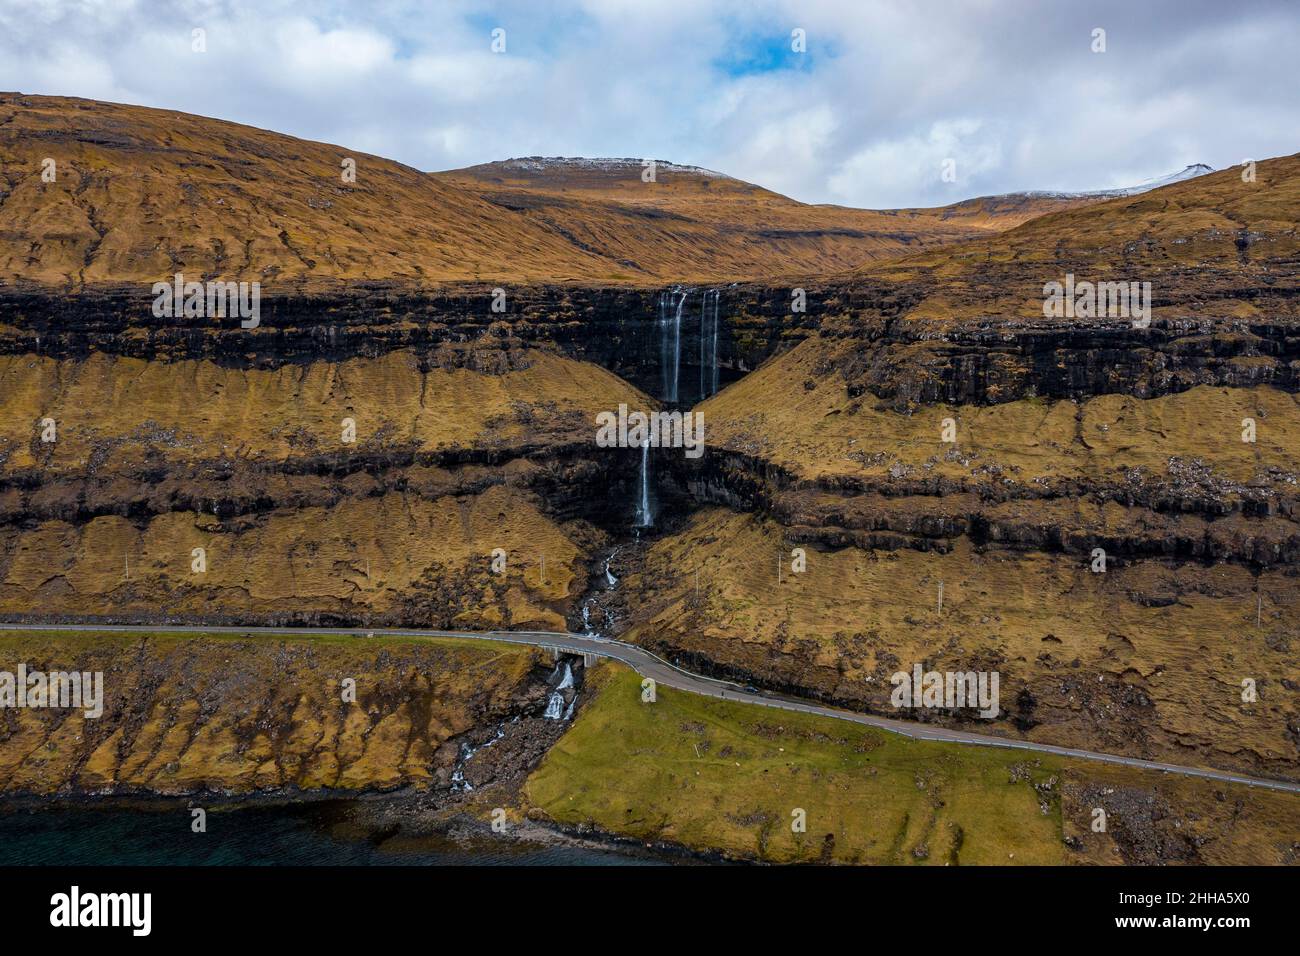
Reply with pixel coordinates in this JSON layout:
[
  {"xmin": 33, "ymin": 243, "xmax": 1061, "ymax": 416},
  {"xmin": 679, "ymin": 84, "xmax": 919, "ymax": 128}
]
[
  {"xmin": 0, "ymin": 0, "xmax": 1296, "ymax": 207},
  {"xmin": 828, "ymin": 120, "xmax": 1004, "ymax": 207}
]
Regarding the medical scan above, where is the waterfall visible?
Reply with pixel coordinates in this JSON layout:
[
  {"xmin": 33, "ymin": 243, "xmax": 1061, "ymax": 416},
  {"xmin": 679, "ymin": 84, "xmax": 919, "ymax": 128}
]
[
  {"xmin": 544, "ymin": 692, "xmax": 565, "ymax": 720},
  {"xmin": 669, "ymin": 291, "xmax": 685, "ymax": 402},
  {"xmin": 657, "ymin": 288, "xmax": 684, "ymax": 402},
  {"xmin": 563, "ymin": 696, "xmax": 576, "ymax": 720},
  {"xmin": 634, "ymin": 438, "xmax": 653, "ymax": 527},
  {"xmin": 557, "ymin": 662, "xmax": 574, "ymax": 690},
  {"xmin": 449, "ymin": 724, "xmax": 506, "ymax": 791},
  {"xmin": 699, "ymin": 290, "xmax": 708, "ymax": 401},
  {"xmin": 658, "ymin": 290, "xmax": 670, "ymax": 400},
  {"xmin": 711, "ymin": 289, "xmax": 721, "ymax": 395},
  {"xmin": 692, "ymin": 289, "xmax": 721, "ymax": 400},
  {"xmin": 574, "ymin": 544, "xmax": 623, "ymax": 646}
]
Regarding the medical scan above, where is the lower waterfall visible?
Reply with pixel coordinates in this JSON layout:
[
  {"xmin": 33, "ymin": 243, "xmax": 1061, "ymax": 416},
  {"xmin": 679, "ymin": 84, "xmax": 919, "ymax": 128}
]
[
  {"xmin": 634, "ymin": 438, "xmax": 653, "ymax": 527},
  {"xmin": 543, "ymin": 692, "xmax": 565, "ymax": 720}
]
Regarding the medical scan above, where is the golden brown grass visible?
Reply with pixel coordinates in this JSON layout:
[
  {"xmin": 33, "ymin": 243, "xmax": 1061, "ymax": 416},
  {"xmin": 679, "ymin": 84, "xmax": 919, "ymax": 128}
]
[
  {"xmin": 700, "ymin": 336, "xmax": 1300, "ymax": 486},
  {"xmin": 0, "ymin": 349, "xmax": 646, "ymax": 473},
  {"xmin": 620, "ymin": 508, "xmax": 1300, "ymax": 781},
  {"xmin": 853, "ymin": 154, "xmax": 1300, "ymax": 326},
  {"xmin": 0, "ymin": 629, "xmax": 544, "ymax": 793},
  {"xmin": 435, "ymin": 158, "xmax": 1073, "ymax": 282},
  {"xmin": 0, "ymin": 94, "xmax": 616, "ymax": 287},
  {"xmin": 0, "ymin": 94, "xmax": 1098, "ymax": 290},
  {"xmin": 0, "ymin": 485, "xmax": 589, "ymax": 629}
]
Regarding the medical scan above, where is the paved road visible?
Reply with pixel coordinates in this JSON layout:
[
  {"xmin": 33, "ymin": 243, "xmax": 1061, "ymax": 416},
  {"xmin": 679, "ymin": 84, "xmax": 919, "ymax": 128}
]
[{"xmin": 4, "ymin": 621, "xmax": 1299, "ymax": 795}]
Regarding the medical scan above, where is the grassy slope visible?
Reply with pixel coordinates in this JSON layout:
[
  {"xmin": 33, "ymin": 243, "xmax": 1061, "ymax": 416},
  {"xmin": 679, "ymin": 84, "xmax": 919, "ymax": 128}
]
[
  {"xmin": 0, "ymin": 348, "xmax": 649, "ymax": 627},
  {"xmin": 526, "ymin": 664, "xmax": 1300, "ymax": 864},
  {"xmin": 874, "ymin": 154, "xmax": 1300, "ymax": 278},
  {"xmin": 855, "ymin": 154, "xmax": 1300, "ymax": 327},
  {"xmin": 435, "ymin": 159, "xmax": 1077, "ymax": 282},
  {"xmin": 0, "ymin": 349, "xmax": 645, "ymax": 471},
  {"xmin": 0, "ymin": 94, "xmax": 619, "ymax": 286},
  {"xmin": 0, "ymin": 485, "xmax": 589, "ymax": 628},
  {"xmin": 529, "ymin": 664, "xmax": 1066, "ymax": 864},
  {"xmin": 701, "ymin": 340, "xmax": 1300, "ymax": 485},
  {"xmin": 1, "ymin": 95, "xmax": 1094, "ymax": 290},
  {"xmin": 620, "ymin": 508, "xmax": 1300, "ymax": 780},
  {"xmin": 0, "ymin": 629, "xmax": 542, "ymax": 794}
]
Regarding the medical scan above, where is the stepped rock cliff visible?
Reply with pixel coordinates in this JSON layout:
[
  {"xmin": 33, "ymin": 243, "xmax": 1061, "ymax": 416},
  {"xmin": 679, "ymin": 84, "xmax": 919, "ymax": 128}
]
[{"xmin": 1, "ymin": 93, "xmax": 1298, "ymax": 798}]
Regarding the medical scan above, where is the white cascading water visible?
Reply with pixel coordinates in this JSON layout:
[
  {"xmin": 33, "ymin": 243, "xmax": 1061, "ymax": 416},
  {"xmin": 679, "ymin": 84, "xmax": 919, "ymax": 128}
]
[
  {"xmin": 669, "ymin": 291, "xmax": 686, "ymax": 402},
  {"xmin": 576, "ymin": 544, "xmax": 621, "ymax": 640},
  {"xmin": 544, "ymin": 692, "xmax": 565, "ymax": 719},
  {"xmin": 634, "ymin": 438, "xmax": 652, "ymax": 527},
  {"xmin": 662, "ymin": 286, "xmax": 721, "ymax": 404},
  {"xmin": 695, "ymin": 289, "xmax": 722, "ymax": 401},
  {"xmin": 658, "ymin": 290, "xmax": 670, "ymax": 399},
  {"xmin": 699, "ymin": 290, "xmax": 709, "ymax": 401},
  {"xmin": 449, "ymin": 724, "xmax": 506, "ymax": 791},
  {"xmin": 557, "ymin": 663, "xmax": 574, "ymax": 690},
  {"xmin": 711, "ymin": 288, "xmax": 721, "ymax": 395}
]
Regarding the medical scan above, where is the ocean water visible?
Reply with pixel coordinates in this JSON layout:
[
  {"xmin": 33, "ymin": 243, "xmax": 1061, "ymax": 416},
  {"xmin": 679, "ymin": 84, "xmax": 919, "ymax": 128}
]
[{"xmin": 0, "ymin": 801, "xmax": 659, "ymax": 866}]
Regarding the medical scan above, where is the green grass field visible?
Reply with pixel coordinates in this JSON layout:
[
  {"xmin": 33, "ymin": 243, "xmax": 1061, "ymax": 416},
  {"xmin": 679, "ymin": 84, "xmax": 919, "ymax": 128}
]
[{"xmin": 526, "ymin": 664, "xmax": 1069, "ymax": 864}]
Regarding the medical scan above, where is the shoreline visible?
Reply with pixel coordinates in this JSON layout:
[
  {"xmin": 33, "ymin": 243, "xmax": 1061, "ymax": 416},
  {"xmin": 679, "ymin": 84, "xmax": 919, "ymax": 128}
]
[{"xmin": 0, "ymin": 788, "xmax": 727, "ymax": 866}]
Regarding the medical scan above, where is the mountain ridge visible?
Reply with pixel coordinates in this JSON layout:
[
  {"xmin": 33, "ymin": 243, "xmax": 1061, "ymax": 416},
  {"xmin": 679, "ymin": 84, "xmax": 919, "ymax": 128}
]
[{"xmin": 0, "ymin": 93, "xmax": 1232, "ymax": 290}]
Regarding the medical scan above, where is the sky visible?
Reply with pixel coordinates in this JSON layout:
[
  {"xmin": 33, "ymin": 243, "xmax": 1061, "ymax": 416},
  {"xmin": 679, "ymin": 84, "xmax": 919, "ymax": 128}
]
[{"xmin": 1, "ymin": 0, "xmax": 1297, "ymax": 208}]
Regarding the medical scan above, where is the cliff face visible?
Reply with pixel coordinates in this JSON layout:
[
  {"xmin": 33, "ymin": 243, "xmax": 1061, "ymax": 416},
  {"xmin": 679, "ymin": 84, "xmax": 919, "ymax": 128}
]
[
  {"xmin": 0, "ymin": 282, "xmax": 766, "ymax": 408},
  {"xmin": 597, "ymin": 157, "xmax": 1300, "ymax": 784},
  {"xmin": 0, "ymin": 346, "xmax": 653, "ymax": 629},
  {"xmin": 2, "ymin": 96, "xmax": 1299, "ymax": 800},
  {"xmin": 8, "ymin": 279, "xmax": 1297, "ymax": 413},
  {"xmin": 0, "ymin": 631, "xmax": 559, "ymax": 795}
]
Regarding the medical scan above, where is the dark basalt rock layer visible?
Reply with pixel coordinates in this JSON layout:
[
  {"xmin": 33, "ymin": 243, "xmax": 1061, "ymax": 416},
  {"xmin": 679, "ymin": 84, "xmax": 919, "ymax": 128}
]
[
  {"xmin": 5, "ymin": 278, "xmax": 1300, "ymax": 575},
  {"xmin": 827, "ymin": 316, "xmax": 1300, "ymax": 410},
  {"xmin": 4, "ymin": 276, "xmax": 1299, "ymax": 410}
]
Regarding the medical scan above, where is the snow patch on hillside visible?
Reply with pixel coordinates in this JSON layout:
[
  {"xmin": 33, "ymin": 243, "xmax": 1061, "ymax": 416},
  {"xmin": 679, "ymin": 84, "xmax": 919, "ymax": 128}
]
[{"xmin": 1016, "ymin": 164, "xmax": 1215, "ymax": 200}]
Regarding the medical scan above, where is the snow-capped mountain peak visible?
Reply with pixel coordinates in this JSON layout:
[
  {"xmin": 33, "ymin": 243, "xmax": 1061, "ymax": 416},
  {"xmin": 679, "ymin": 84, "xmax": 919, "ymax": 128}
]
[{"xmin": 1018, "ymin": 164, "xmax": 1215, "ymax": 200}]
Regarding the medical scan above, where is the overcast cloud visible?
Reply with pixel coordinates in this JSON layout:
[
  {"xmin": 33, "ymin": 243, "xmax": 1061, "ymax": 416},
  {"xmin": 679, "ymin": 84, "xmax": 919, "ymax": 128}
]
[{"xmin": 1, "ymin": 0, "xmax": 1297, "ymax": 207}]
